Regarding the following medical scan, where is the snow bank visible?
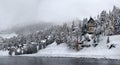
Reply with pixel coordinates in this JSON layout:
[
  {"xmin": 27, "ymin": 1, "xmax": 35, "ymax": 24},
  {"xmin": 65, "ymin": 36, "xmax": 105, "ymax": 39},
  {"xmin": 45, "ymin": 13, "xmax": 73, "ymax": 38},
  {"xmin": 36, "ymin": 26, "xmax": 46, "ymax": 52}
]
[
  {"xmin": 23, "ymin": 35, "xmax": 120, "ymax": 59},
  {"xmin": 0, "ymin": 51, "xmax": 9, "ymax": 56}
]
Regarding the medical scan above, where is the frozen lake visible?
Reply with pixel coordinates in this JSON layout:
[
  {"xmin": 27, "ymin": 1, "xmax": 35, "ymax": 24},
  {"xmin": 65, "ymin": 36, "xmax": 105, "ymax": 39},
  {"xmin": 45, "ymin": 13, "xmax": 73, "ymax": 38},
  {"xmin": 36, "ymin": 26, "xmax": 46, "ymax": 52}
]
[{"xmin": 0, "ymin": 56, "xmax": 120, "ymax": 65}]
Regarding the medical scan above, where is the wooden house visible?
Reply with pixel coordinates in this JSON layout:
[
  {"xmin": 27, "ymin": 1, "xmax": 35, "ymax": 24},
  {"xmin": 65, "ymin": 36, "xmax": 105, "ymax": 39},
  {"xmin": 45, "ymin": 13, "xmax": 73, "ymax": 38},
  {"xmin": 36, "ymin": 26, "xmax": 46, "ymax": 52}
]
[{"xmin": 87, "ymin": 17, "xmax": 96, "ymax": 34}]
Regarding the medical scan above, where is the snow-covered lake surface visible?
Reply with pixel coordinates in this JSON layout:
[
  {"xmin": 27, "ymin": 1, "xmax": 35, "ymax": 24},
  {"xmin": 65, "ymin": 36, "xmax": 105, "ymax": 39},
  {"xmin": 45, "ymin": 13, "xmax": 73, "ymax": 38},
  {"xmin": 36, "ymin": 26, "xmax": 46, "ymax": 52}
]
[
  {"xmin": 1, "ymin": 35, "xmax": 120, "ymax": 60},
  {"xmin": 22, "ymin": 35, "xmax": 120, "ymax": 59}
]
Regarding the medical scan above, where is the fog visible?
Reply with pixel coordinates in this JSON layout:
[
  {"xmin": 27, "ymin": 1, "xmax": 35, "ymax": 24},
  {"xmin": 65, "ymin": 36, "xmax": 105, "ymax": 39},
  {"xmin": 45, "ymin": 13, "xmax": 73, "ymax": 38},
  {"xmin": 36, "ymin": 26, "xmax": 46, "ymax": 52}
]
[{"xmin": 0, "ymin": 0, "xmax": 120, "ymax": 31}]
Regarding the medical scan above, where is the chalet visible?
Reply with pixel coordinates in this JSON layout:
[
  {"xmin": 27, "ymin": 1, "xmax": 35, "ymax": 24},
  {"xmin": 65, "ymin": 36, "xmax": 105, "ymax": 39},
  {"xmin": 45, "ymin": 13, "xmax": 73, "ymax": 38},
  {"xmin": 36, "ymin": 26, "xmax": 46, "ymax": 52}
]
[{"xmin": 87, "ymin": 17, "xmax": 96, "ymax": 34}]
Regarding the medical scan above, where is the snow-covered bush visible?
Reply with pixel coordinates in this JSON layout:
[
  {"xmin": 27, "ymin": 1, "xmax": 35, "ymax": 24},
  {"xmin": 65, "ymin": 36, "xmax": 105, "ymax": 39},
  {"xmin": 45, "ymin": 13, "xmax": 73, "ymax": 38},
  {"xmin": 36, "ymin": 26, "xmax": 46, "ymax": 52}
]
[{"xmin": 107, "ymin": 43, "xmax": 116, "ymax": 49}]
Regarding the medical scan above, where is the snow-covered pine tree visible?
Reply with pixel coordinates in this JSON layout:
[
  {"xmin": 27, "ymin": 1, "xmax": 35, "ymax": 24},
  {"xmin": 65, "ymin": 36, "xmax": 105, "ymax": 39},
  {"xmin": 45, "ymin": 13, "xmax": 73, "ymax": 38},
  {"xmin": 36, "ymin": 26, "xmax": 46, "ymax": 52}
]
[
  {"xmin": 78, "ymin": 21, "xmax": 82, "ymax": 42},
  {"xmin": 112, "ymin": 6, "xmax": 120, "ymax": 34},
  {"xmin": 71, "ymin": 21, "xmax": 75, "ymax": 31},
  {"xmin": 81, "ymin": 18, "xmax": 88, "ymax": 35},
  {"xmin": 108, "ymin": 12, "xmax": 114, "ymax": 35},
  {"xmin": 99, "ymin": 10, "xmax": 108, "ymax": 35}
]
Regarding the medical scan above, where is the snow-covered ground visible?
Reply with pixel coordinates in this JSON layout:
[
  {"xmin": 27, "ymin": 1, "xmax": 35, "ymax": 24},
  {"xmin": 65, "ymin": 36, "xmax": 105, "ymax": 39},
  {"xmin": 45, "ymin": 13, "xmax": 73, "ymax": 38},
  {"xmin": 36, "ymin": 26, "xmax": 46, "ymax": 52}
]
[
  {"xmin": 0, "ymin": 34, "xmax": 120, "ymax": 59},
  {"xmin": 0, "ymin": 50, "xmax": 9, "ymax": 56},
  {"xmin": 23, "ymin": 35, "xmax": 120, "ymax": 59}
]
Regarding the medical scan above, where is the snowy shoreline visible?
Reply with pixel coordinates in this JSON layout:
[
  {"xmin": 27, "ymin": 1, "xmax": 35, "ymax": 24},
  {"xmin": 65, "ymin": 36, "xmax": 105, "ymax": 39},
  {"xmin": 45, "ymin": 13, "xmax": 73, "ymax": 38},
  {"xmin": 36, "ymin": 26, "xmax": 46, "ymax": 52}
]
[
  {"xmin": 1, "ymin": 35, "xmax": 120, "ymax": 60},
  {"xmin": 21, "ymin": 54, "xmax": 120, "ymax": 60},
  {"xmin": 1, "ymin": 53, "xmax": 120, "ymax": 60},
  {"xmin": 21, "ymin": 34, "xmax": 120, "ymax": 60},
  {"xmin": 1, "ymin": 50, "xmax": 120, "ymax": 60}
]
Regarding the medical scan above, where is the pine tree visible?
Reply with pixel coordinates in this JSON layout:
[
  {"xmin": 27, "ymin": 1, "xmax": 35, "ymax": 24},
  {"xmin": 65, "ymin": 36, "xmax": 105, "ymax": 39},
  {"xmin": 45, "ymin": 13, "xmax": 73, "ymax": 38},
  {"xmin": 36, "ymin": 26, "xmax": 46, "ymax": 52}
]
[
  {"xmin": 99, "ymin": 10, "xmax": 108, "ymax": 35},
  {"xmin": 78, "ymin": 21, "xmax": 82, "ymax": 41},
  {"xmin": 107, "ymin": 36, "xmax": 110, "ymax": 43},
  {"xmin": 71, "ymin": 21, "xmax": 75, "ymax": 31},
  {"xmin": 112, "ymin": 6, "xmax": 120, "ymax": 34}
]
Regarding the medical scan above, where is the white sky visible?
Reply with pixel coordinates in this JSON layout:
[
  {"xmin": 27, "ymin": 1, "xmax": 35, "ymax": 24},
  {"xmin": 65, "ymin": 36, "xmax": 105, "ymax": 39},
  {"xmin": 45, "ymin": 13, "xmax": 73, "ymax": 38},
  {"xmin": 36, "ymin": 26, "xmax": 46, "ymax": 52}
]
[{"xmin": 0, "ymin": 0, "xmax": 120, "ymax": 30}]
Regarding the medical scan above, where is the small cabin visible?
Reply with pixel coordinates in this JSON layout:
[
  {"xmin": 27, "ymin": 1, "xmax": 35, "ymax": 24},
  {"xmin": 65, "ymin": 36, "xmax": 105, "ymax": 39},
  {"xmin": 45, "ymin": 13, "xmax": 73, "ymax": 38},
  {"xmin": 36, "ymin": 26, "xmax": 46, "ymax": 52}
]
[{"xmin": 87, "ymin": 17, "xmax": 96, "ymax": 34}]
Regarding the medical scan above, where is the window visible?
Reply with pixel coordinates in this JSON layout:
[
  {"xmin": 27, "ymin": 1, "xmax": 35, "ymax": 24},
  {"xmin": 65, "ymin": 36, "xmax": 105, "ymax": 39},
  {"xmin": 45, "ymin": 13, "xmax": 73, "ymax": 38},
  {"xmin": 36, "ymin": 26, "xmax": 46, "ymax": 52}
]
[{"xmin": 89, "ymin": 27, "xmax": 94, "ymax": 32}]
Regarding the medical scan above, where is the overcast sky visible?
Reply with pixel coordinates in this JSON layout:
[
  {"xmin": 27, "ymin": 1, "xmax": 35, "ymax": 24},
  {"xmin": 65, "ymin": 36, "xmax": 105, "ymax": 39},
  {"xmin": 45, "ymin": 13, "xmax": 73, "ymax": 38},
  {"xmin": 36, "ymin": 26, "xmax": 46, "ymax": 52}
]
[{"xmin": 0, "ymin": 0, "xmax": 120, "ymax": 30}]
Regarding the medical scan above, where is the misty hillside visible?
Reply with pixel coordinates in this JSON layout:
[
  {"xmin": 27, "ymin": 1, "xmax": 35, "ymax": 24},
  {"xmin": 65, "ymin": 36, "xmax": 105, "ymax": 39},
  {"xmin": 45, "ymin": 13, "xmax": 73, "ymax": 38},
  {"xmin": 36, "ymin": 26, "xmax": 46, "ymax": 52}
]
[{"xmin": 1, "ymin": 22, "xmax": 53, "ymax": 35}]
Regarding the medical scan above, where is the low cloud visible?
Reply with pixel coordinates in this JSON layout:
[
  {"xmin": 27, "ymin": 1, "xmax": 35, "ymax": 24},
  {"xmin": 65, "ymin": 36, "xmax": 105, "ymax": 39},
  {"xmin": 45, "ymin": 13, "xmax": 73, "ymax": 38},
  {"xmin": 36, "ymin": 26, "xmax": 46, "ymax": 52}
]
[{"xmin": 0, "ymin": 0, "xmax": 120, "ymax": 30}]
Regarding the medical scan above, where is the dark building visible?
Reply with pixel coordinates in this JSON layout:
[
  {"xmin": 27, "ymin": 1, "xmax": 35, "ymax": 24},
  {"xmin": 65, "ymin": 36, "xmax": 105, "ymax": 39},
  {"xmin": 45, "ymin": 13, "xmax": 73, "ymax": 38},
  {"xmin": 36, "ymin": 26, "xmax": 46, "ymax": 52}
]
[{"xmin": 87, "ymin": 17, "xmax": 96, "ymax": 34}]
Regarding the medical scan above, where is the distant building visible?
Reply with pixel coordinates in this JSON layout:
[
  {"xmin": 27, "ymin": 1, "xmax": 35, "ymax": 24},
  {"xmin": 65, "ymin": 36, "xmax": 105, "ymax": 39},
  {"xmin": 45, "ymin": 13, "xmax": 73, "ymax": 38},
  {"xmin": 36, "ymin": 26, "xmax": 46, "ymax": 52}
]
[{"xmin": 87, "ymin": 17, "xmax": 96, "ymax": 34}]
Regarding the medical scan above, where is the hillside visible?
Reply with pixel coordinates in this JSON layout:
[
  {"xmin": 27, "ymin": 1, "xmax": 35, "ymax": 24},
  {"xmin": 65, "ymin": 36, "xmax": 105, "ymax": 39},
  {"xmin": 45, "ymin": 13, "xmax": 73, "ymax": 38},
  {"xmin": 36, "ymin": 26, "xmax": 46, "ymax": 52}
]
[
  {"xmin": 23, "ymin": 35, "xmax": 120, "ymax": 59},
  {"xmin": 0, "ymin": 22, "xmax": 53, "ymax": 35}
]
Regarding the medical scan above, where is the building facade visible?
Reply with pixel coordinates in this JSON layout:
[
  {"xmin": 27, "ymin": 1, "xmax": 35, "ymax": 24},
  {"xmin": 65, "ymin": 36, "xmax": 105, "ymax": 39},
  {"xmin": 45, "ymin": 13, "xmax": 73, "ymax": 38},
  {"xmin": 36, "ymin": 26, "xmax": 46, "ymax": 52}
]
[{"xmin": 87, "ymin": 17, "xmax": 96, "ymax": 34}]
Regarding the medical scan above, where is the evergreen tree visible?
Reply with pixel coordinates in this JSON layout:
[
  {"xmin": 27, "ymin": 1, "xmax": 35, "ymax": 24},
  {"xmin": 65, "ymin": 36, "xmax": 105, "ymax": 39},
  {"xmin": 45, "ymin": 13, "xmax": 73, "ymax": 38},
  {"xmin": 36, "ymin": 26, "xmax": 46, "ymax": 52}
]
[
  {"xmin": 107, "ymin": 36, "xmax": 110, "ymax": 43},
  {"xmin": 99, "ymin": 10, "xmax": 108, "ymax": 35}
]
